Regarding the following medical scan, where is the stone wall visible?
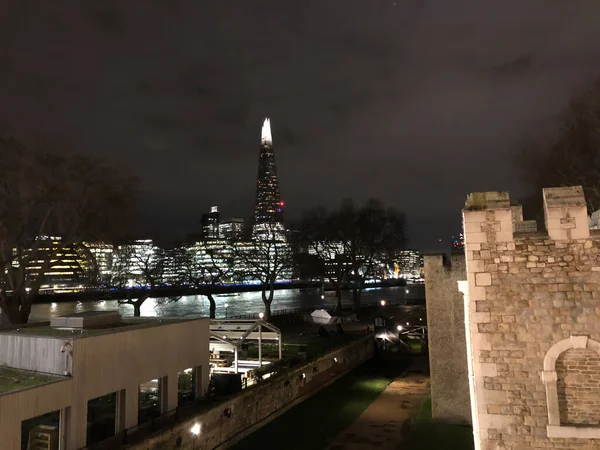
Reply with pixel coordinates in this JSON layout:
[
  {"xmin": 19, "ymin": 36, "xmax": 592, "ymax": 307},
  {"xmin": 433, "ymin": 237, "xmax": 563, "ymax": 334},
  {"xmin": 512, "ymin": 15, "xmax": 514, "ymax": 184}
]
[
  {"xmin": 127, "ymin": 335, "xmax": 374, "ymax": 450},
  {"xmin": 556, "ymin": 348, "xmax": 600, "ymax": 426},
  {"xmin": 462, "ymin": 186, "xmax": 600, "ymax": 449},
  {"xmin": 424, "ymin": 252, "xmax": 471, "ymax": 425}
]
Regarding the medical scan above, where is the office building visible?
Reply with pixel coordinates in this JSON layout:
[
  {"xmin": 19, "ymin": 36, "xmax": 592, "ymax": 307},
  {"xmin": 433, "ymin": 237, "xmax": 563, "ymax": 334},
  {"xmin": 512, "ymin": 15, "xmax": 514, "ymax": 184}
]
[
  {"xmin": 25, "ymin": 237, "xmax": 98, "ymax": 293},
  {"xmin": 201, "ymin": 206, "xmax": 220, "ymax": 240},
  {"xmin": 219, "ymin": 218, "xmax": 245, "ymax": 241}
]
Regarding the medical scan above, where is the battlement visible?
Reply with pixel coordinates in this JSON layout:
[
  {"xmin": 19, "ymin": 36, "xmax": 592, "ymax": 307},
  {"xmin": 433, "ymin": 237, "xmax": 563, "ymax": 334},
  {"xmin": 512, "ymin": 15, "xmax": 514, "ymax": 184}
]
[{"xmin": 463, "ymin": 186, "xmax": 592, "ymax": 243}]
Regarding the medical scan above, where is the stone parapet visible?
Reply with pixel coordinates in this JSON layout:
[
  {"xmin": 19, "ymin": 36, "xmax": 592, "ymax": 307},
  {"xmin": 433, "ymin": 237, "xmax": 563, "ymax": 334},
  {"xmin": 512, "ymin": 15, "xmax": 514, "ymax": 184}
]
[{"xmin": 461, "ymin": 186, "xmax": 600, "ymax": 450}]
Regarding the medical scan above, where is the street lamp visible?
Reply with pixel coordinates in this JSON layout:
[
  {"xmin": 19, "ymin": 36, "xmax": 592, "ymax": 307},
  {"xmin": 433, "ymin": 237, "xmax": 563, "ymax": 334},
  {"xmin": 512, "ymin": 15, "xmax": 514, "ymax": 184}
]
[
  {"xmin": 380, "ymin": 300, "xmax": 386, "ymax": 307},
  {"xmin": 397, "ymin": 325, "xmax": 403, "ymax": 331},
  {"xmin": 259, "ymin": 312, "xmax": 264, "ymax": 320},
  {"xmin": 225, "ymin": 303, "xmax": 229, "ymax": 319}
]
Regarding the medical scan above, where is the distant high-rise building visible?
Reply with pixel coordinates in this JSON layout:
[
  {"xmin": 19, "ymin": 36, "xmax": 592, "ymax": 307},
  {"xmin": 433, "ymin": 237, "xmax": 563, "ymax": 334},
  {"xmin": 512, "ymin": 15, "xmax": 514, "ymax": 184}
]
[
  {"xmin": 219, "ymin": 218, "xmax": 245, "ymax": 241},
  {"xmin": 253, "ymin": 118, "xmax": 284, "ymax": 240},
  {"xmin": 201, "ymin": 206, "xmax": 220, "ymax": 240},
  {"xmin": 452, "ymin": 232, "xmax": 464, "ymax": 251}
]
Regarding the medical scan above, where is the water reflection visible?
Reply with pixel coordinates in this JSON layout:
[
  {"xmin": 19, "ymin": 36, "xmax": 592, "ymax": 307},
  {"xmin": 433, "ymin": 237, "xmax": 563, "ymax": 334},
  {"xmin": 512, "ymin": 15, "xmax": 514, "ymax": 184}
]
[{"xmin": 29, "ymin": 285, "xmax": 423, "ymax": 321}]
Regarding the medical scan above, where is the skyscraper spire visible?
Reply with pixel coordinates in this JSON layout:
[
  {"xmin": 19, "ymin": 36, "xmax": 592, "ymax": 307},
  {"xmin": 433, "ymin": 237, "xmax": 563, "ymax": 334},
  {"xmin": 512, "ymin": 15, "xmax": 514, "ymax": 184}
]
[
  {"xmin": 253, "ymin": 118, "xmax": 284, "ymax": 239},
  {"xmin": 261, "ymin": 118, "xmax": 272, "ymax": 146}
]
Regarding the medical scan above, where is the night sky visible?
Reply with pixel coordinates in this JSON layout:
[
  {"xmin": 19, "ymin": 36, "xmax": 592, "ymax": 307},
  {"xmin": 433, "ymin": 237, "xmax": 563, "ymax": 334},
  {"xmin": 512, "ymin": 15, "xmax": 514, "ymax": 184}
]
[{"xmin": 1, "ymin": 1, "xmax": 600, "ymax": 250}]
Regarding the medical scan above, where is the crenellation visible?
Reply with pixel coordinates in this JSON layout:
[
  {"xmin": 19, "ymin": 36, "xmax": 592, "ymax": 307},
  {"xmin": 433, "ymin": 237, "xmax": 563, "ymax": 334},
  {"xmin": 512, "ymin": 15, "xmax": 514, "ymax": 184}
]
[{"xmin": 461, "ymin": 186, "xmax": 600, "ymax": 449}]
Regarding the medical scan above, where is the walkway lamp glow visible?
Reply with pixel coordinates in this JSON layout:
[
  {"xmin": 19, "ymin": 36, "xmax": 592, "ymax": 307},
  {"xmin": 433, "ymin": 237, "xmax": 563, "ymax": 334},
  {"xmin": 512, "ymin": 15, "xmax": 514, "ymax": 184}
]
[
  {"xmin": 380, "ymin": 300, "xmax": 386, "ymax": 307},
  {"xmin": 190, "ymin": 422, "xmax": 201, "ymax": 450},
  {"xmin": 397, "ymin": 325, "xmax": 403, "ymax": 331}
]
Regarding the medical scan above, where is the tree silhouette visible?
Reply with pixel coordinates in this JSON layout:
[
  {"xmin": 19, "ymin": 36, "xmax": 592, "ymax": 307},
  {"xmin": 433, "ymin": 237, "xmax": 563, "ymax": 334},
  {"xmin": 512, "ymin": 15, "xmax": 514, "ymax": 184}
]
[
  {"xmin": 0, "ymin": 134, "xmax": 136, "ymax": 324},
  {"xmin": 514, "ymin": 77, "xmax": 600, "ymax": 219}
]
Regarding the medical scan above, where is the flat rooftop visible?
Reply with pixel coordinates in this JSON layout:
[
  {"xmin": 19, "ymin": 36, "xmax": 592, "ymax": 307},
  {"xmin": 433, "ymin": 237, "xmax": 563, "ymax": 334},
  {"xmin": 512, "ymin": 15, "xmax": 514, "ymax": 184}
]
[
  {"xmin": 0, "ymin": 367, "xmax": 66, "ymax": 395},
  {"xmin": 0, "ymin": 316, "xmax": 203, "ymax": 339}
]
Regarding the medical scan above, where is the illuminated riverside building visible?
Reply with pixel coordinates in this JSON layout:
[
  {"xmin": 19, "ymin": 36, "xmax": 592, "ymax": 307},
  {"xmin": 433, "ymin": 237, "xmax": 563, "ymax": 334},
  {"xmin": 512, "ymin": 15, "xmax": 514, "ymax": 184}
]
[
  {"xmin": 395, "ymin": 250, "xmax": 421, "ymax": 278},
  {"xmin": 190, "ymin": 240, "xmax": 234, "ymax": 282},
  {"xmin": 114, "ymin": 240, "xmax": 156, "ymax": 287},
  {"xmin": 85, "ymin": 242, "xmax": 114, "ymax": 284},
  {"xmin": 219, "ymin": 218, "xmax": 245, "ymax": 241},
  {"xmin": 253, "ymin": 118, "xmax": 285, "ymax": 241},
  {"xmin": 24, "ymin": 237, "xmax": 97, "ymax": 293}
]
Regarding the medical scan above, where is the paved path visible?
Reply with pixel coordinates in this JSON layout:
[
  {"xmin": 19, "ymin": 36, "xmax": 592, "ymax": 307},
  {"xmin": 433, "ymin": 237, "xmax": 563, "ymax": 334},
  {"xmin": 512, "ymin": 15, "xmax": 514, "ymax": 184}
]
[{"xmin": 327, "ymin": 372, "xmax": 430, "ymax": 450}]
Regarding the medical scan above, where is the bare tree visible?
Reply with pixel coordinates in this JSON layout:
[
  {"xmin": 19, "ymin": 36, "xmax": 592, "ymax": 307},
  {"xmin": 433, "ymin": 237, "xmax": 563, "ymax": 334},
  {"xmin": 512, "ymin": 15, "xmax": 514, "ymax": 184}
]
[
  {"xmin": 233, "ymin": 224, "xmax": 293, "ymax": 321},
  {"xmin": 308, "ymin": 200, "xmax": 406, "ymax": 312},
  {"xmin": 115, "ymin": 243, "xmax": 184, "ymax": 316},
  {"xmin": 296, "ymin": 207, "xmax": 350, "ymax": 311},
  {"xmin": 182, "ymin": 242, "xmax": 233, "ymax": 318},
  {"xmin": 0, "ymin": 134, "xmax": 136, "ymax": 324},
  {"xmin": 514, "ymin": 77, "xmax": 600, "ymax": 217}
]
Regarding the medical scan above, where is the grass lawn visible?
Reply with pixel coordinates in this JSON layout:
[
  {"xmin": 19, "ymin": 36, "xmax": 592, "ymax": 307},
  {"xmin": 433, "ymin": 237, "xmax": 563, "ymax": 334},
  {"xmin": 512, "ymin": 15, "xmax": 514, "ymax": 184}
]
[
  {"xmin": 231, "ymin": 358, "xmax": 408, "ymax": 450},
  {"xmin": 402, "ymin": 395, "xmax": 474, "ymax": 450},
  {"xmin": 0, "ymin": 367, "xmax": 61, "ymax": 394}
]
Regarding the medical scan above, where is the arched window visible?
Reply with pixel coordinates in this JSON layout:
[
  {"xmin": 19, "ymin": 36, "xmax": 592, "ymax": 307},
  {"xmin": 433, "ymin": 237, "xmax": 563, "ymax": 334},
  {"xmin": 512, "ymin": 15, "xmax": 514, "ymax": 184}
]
[{"xmin": 541, "ymin": 336, "xmax": 600, "ymax": 439}]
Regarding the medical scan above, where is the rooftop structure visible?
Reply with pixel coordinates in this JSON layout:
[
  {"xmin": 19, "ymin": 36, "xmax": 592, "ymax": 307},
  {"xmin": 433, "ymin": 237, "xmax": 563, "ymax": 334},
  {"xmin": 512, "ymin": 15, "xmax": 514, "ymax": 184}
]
[
  {"xmin": 0, "ymin": 311, "xmax": 210, "ymax": 450},
  {"xmin": 209, "ymin": 319, "xmax": 282, "ymax": 378}
]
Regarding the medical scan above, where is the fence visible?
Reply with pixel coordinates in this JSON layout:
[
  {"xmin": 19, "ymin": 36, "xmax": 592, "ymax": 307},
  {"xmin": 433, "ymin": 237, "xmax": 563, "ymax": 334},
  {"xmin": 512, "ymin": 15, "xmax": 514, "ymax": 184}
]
[{"xmin": 227, "ymin": 298, "xmax": 425, "ymax": 320}]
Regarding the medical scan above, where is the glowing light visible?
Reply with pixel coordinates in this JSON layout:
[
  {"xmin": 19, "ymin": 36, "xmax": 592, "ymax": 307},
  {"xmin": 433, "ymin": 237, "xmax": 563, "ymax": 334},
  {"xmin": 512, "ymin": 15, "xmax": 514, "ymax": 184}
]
[
  {"xmin": 405, "ymin": 289, "xmax": 409, "ymax": 294},
  {"xmin": 261, "ymin": 118, "xmax": 272, "ymax": 145},
  {"xmin": 280, "ymin": 201, "xmax": 284, "ymax": 206},
  {"xmin": 334, "ymin": 357, "xmax": 338, "ymax": 363},
  {"xmin": 190, "ymin": 423, "xmax": 201, "ymax": 436},
  {"xmin": 397, "ymin": 325, "xmax": 403, "ymax": 331},
  {"xmin": 406, "ymin": 322, "xmax": 409, "ymax": 326},
  {"xmin": 380, "ymin": 300, "xmax": 386, "ymax": 307},
  {"xmin": 321, "ymin": 295, "xmax": 325, "ymax": 300},
  {"xmin": 225, "ymin": 303, "xmax": 228, "ymax": 308},
  {"xmin": 259, "ymin": 312, "xmax": 264, "ymax": 320}
]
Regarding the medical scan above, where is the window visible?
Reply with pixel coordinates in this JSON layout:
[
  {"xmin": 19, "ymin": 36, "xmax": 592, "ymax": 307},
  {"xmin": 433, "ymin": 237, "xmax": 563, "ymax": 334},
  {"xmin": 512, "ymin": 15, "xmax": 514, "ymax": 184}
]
[
  {"xmin": 21, "ymin": 410, "xmax": 60, "ymax": 450},
  {"xmin": 138, "ymin": 379, "xmax": 161, "ymax": 424},
  {"xmin": 178, "ymin": 368, "xmax": 196, "ymax": 406},
  {"xmin": 87, "ymin": 392, "xmax": 117, "ymax": 446}
]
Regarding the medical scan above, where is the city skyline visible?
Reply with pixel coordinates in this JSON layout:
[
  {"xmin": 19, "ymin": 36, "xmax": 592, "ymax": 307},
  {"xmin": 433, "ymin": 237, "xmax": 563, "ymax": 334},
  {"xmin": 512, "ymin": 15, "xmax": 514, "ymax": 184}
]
[{"xmin": 1, "ymin": 2, "xmax": 600, "ymax": 251}]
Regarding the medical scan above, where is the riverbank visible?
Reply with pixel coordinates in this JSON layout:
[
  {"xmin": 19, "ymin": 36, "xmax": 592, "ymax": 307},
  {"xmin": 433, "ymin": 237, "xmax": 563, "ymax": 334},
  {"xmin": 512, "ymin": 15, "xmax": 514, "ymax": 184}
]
[{"xmin": 31, "ymin": 279, "xmax": 414, "ymax": 304}]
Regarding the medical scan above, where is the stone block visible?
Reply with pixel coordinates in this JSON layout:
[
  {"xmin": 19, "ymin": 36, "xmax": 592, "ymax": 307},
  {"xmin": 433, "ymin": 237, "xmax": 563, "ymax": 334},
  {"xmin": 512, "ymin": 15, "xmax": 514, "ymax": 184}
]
[{"xmin": 476, "ymin": 273, "xmax": 492, "ymax": 286}]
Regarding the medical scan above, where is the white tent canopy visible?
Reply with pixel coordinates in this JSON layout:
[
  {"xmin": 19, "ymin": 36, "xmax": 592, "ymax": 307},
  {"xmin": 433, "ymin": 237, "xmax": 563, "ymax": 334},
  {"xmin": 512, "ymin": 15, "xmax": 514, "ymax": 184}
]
[
  {"xmin": 311, "ymin": 309, "xmax": 335, "ymax": 325},
  {"xmin": 209, "ymin": 319, "xmax": 282, "ymax": 373}
]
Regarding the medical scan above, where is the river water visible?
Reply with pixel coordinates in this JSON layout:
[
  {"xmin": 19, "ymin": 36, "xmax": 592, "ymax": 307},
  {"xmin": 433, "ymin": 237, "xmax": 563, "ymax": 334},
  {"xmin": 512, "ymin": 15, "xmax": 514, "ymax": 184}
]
[{"xmin": 28, "ymin": 284, "xmax": 425, "ymax": 321}]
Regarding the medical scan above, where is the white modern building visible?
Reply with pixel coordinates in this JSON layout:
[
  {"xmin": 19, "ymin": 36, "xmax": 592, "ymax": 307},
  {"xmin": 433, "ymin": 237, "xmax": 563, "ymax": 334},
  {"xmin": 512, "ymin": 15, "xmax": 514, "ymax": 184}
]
[{"xmin": 0, "ymin": 312, "xmax": 210, "ymax": 450}]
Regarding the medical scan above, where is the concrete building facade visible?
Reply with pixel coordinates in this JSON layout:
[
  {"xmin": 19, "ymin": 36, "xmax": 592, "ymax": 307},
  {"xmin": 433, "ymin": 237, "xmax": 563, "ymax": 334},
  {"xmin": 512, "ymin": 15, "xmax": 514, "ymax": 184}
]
[
  {"xmin": 461, "ymin": 186, "xmax": 600, "ymax": 449},
  {"xmin": 424, "ymin": 252, "xmax": 471, "ymax": 425},
  {"xmin": 0, "ymin": 312, "xmax": 210, "ymax": 450}
]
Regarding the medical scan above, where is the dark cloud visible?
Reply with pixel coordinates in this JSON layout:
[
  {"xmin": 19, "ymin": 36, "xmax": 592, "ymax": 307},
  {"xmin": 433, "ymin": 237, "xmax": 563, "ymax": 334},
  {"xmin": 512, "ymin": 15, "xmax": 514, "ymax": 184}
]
[
  {"xmin": 91, "ymin": 5, "xmax": 123, "ymax": 33},
  {"xmin": 1, "ymin": 0, "xmax": 600, "ymax": 249},
  {"xmin": 490, "ymin": 54, "xmax": 534, "ymax": 77}
]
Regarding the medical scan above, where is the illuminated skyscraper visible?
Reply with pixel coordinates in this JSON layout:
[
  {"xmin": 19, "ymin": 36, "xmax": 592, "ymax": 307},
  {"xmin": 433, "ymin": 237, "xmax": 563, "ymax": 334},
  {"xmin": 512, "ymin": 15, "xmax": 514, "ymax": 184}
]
[
  {"xmin": 253, "ymin": 118, "xmax": 284, "ymax": 239},
  {"xmin": 201, "ymin": 206, "xmax": 220, "ymax": 240}
]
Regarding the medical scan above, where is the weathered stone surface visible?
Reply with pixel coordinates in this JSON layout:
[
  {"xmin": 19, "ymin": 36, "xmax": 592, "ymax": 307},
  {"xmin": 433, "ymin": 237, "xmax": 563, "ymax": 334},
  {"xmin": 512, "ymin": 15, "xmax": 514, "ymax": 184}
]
[
  {"xmin": 424, "ymin": 253, "xmax": 471, "ymax": 425},
  {"xmin": 462, "ymin": 187, "xmax": 600, "ymax": 449}
]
